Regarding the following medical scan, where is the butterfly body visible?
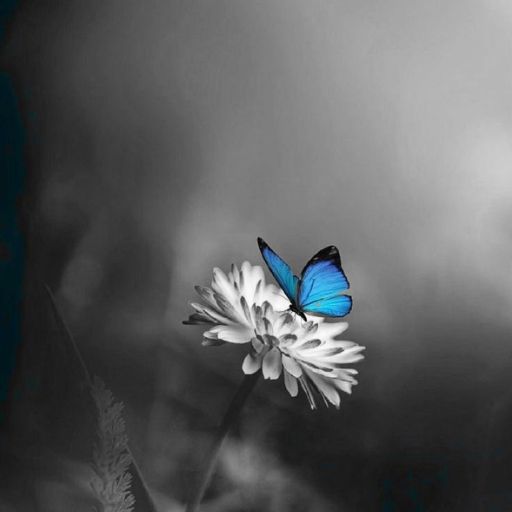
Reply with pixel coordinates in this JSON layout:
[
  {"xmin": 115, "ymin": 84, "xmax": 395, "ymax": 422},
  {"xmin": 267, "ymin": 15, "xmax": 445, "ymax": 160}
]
[
  {"xmin": 257, "ymin": 237, "xmax": 352, "ymax": 320},
  {"xmin": 288, "ymin": 302, "xmax": 308, "ymax": 322}
]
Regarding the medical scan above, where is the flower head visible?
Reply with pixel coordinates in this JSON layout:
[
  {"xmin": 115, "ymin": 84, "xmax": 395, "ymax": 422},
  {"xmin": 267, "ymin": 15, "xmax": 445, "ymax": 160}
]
[{"xmin": 184, "ymin": 262, "xmax": 365, "ymax": 408}]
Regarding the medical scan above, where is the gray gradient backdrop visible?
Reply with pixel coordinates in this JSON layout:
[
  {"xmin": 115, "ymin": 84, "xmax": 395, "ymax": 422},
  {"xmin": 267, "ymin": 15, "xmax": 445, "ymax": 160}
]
[{"xmin": 2, "ymin": 1, "xmax": 512, "ymax": 511}]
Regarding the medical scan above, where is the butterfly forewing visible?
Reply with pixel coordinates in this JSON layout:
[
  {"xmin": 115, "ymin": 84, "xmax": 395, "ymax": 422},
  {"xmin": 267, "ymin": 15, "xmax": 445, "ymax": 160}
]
[
  {"xmin": 298, "ymin": 246, "xmax": 351, "ymax": 317},
  {"xmin": 257, "ymin": 238, "xmax": 299, "ymax": 304}
]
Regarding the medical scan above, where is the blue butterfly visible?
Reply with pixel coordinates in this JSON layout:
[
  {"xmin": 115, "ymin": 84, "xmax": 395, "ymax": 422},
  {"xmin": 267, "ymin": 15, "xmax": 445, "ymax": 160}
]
[{"xmin": 257, "ymin": 237, "xmax": 352, "ymax": 321}]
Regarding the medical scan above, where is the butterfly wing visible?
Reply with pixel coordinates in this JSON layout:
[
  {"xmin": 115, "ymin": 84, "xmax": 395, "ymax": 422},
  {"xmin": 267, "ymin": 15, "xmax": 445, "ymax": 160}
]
[
  {"xmin": 300, "ymin": 294, "xmax": 352, "ymax": 317},
  {"xmin": 298, "ymin": 245, "xmax": 352, "ymax": 317},
  {"xmin": 258, "ymin": 237, "xmax": 299, "ymax": 303}
]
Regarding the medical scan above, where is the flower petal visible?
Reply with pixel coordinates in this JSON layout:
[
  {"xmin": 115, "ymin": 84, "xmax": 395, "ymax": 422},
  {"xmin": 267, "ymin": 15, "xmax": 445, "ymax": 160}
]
[
  {"xmin": 211, "ymin": 267, "xmax": 237, "ymax": 303},
  {"xmin": 303, "ymin": 321, "xmax": 318, "ymax": 334},
  {"xmin": 272, "ymin": 311, "xmax": 290, "ymax": 332},
  {"xmin": 240, "ymin": 296, "xmax": 252, "ymax": 323},
  {"xmin": 311, "ymin": 341, "xmax": 359, "ymax": 357},
  {"xmin": 213, "ymin": 292, "xmax": 239, "ymax": 321},
  {"xmin": 298, "ymin": 359, "xmax": 337, "ymax": 378},
  {"xmin": 251, "ymin": 337, "xmax": 265, "ymax": 353},
  {"xmin": 336, "ymin": 369, "xmax": 358, "ymax": 384},
  {"xmin": 202, "ymin": 338, "xmax": 226, "ymax": 347},
  {"xmin": 253, "ymin": 305, "xmax": 266, "ymax": 333},
  {"xmin": 328, "ymin": 345, "xmax": 366, "ymax": 364},
  {"xmin": 190, "ymin": 302, "xmax": 231, "ymax": 324},
  {"xmin": 284, "ymin": 371, "xmax": 298, "ymax": 397},
  {"xmin": 299, "ymin": 338, "xmax": 323, "ymax": 350},
  {"xmin": 216, "ymin": 325, "xmax": 253, "ymax": 344},
  {"xmin": 306, "ymin": 370, "xmax": 341, "ymax": 408},
  {"xmin": 281, "ymin": 354, "xmax": 303, "ymax": 378},
  {"xmin": 242, "ymin": 352, "xmax": 263, "ymax": 374},
  {"xmin": 299, "ymin": 376, "xmax": 317, "ymax": 409},
  {"xmin": 241, "ymin": 261, "xmax": 265, "ymax": 301},
  {"xmin": 262, "ymin": 347, "xmax": 282, "ymax": 380},
  {"xmin": 229, "ymin": 264, "xmax": 240, "ymax": 286},
  {"xmin": 335, "ymin": 379, "xmax": 354, "ymax": 394},
  {"xmin": 203, "ymin": 328, "xmax": 220, "ymax": 339},
  {"xmin": 194, "ymin": 285, "xmax": 217, "ymax": 307},
  {"xmin": 182, "ymin": 313, "xmax": 214, "ymax": 325},
  {"xmin": 317, "ymin": 321, "xmax": 349, "ymax": 338}
]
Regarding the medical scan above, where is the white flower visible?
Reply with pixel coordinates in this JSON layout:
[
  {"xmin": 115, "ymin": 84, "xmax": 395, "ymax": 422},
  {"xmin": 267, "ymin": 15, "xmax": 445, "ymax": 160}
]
[{"xmin": 184, "ymin": 262, "xmax": 365, "ymax": 408}]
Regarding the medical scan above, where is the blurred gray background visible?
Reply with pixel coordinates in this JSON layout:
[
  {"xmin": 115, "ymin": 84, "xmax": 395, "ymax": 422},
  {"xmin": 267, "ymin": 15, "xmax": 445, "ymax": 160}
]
[{"xmin": 1, "ymin": 1, "xmax": 512, "ymax": 511}]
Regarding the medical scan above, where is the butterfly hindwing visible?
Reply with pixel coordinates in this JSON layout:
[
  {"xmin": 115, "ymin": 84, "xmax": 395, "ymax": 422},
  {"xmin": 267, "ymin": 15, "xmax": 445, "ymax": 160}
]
[
  {"xmin": 301, "ymin": 293, "xmax": 352, "ymax": 317},
  {"xmin": 257, "ymin": 237, "xmax": 299, "ymax": 303},
  {"xmin": 298, "ymin": 245, "xmax": 352, "ymax": 317}
]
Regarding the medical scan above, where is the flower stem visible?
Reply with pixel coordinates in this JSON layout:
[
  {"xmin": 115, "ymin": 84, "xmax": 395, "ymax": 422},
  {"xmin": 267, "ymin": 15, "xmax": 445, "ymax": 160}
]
[{"xmin": 186, "ymin": 371, "xmax": 260, "ymax": 512}]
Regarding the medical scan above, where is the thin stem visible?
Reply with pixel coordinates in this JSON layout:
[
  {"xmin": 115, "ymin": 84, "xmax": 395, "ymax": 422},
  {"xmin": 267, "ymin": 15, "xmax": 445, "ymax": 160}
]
[
  {"xmin": 44, "ymin": 284, "xmax": 92, "ymax": 385},
  {"xmin": 43, "ymin": 284, "xmax": 158, "ymax": 512},
  {"xmin": 186, "ymin": 371, "xmax": 261, "ymax": 512}
]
